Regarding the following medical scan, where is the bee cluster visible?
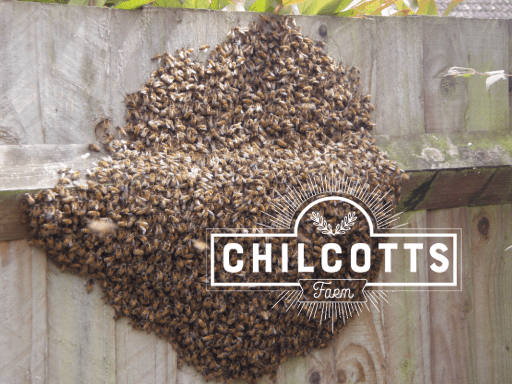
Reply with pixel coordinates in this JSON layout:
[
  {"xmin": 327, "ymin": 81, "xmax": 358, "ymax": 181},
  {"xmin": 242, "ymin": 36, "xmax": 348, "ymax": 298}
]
[{"xmin": 23, "ymin": 16, "xmax": 407, "ymax": 383}]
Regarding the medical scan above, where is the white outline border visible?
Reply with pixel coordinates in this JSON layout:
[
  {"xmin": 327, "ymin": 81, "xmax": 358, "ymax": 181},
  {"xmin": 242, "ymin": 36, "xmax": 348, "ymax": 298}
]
[{"xmin": 209, "ymin": 196, "xmax": 460, "ymax": 289}]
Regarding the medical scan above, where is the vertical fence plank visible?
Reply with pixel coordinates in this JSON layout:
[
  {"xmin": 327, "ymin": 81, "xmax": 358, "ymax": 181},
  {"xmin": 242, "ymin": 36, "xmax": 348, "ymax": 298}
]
[
  {"xmin": 424, "ymin": 18, "xmax": 509, "ymax": 134},
  {"xmin": 299, "ymin": 16, "xmax": 375, "ymax": 99},
  {"xmin": 0, "ymin": 2, "xmax": 45, "ymax": 145},
  {"xmin": 0, "ymin": 241, "xmax": 47, "ymax": 384},
  {"xmin": 464, "ymin": 19, "xmax": 509, "ymax": 133},
  {"xmin": 381, "ymin": 211, "xmax": 432, "ymax": 384},
  {"xmin": 427, "ymin": 207, "xmax": 473, "ymax": 384},
  {"xmin": 37, "ymin": 4, "xmax": 113, "ymax": 145},
  {"xmin": 47, "ymin": 263, "xmax": 115, "ymax": 384},
  {"xmin": 466, "ymin": 205, "xmax": 512, "ymax": 384},
  {"xmin": 492, "ymin": 205, "xmax": 512, "ymax": 382},
  {"xmin": 373, "ymin": 17, "xmax": 424, "ymax": 136},
  {"xmin": 116, "ymin": 317, "xmax": 175, "ymax": 384},
  {"xmin": 423, "ymin": 18, "xmax": 470, "ymax": 134},
  {"xmin": 334, "ymin": 306, "xmax": 386, "ymax": 384}
]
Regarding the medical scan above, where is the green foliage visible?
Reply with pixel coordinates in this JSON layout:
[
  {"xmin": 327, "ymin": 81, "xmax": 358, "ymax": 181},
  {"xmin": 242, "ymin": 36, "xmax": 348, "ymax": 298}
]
[
  {"xmin": 154, "ymin": 0, "xmax": 182, "ymax": 6},
  {"xmin": 417, "ymin": 0, "xmax": 437, "ymax": 15},
  {"xmin": 15, "ymin": 0, "xmax": 467, "ymax": 17},
  {"xmin": 249, "ymin": 0, "xmax": 274, "ymax": 12},
  {"xmin": 210, "ymin": 0, "xmax": 231, "ymax": 10},
  {"xmin": 182, "ymin": 0, "xmax": 210, "ymax": 8},
  {"xmin": 113, "ymin": 0, "xmax": 153, "ymax": 8},
  {"xmin": 442, "ymin": 0, "xmax": 464, "ymax": 16}
]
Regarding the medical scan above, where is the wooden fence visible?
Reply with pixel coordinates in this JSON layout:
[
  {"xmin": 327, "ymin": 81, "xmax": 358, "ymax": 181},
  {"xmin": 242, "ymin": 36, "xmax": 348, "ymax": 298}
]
[{"xmin": 0, "ymin": 2, "xmax": 511, "ymax": 383}]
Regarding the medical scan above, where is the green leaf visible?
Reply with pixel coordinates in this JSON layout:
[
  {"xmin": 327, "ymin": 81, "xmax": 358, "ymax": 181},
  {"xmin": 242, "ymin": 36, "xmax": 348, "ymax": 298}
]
[
  {"xmin": 442, "ymin": 0, "xmax": 464, "ymax": 16},
  {"xmin": 249, "ymin": 0, "xmax": 273, "ymax": 12},
  {"xmin": 298, "ymin": 0, "xmax": 319, "ymax": 14},
  {"xmin": 282, "ymin": 0, "xmax": 307, "ymax": 5},
  {"xmin": 211, "ymin": 0, "xmax": 231, "ymax": 9},
  {"xmin": 417, "ymin": 0, "xmax": 437, "ymax": 15},
  {"xmin": 68, "ymin": 0, "xmax": 88, "ymax": 4},
  {"xmin": 368, "ymin": 0, "xmax": 397, "ymax": 15},
  {"xmin": 311, "ymin": 0, "xmax": 343, "ymax": 15},
  {"xmin": 395, "ymin": 0, "xmax": 409, "ymax": 10},
  {"xmin": 298, "ymin": 0, "xmax": 346, "ymax": 15},
  {"xmin": 337, "ymin": 8, "xmax": 363, "ymax": 17},
  {"xmin": 113, "ymin": 0, "xmax": 154, "ymax": 8},
  {"xmin": 355, "ymin": 0, "xmax": 379, "ymax": 14},
  {"xmin": 154, "ymin": 0, "xmax": 183, "ymax": 6},
  {"xmin": 334, "ymin": 0, "xmax": 363, "ymax": 13},
  {"xmin": 182, "ymin": 0, "xmax": 210, "ymax": 8}
]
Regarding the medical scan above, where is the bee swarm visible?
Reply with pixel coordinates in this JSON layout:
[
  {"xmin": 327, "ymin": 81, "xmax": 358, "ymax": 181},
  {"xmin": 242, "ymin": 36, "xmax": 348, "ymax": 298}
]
[{"xmin": 23, "ymin": 16, "xmax": 407, "ymax": 383}]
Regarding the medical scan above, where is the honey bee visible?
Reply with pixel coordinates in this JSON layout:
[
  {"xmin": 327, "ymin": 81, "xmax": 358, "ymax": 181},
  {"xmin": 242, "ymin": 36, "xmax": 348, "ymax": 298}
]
[{"xmin": 88, "ymin": 143, "xmax": 101, "ymax": 152}]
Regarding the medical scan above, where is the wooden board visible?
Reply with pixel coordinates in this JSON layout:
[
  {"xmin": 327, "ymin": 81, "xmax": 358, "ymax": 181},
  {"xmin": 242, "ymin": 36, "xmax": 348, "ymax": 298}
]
[
  {"xmin": 47, "ymin": 261, "xmax": 116, "ymax": 383},
  {"xmin": 0, "ymin": 240, "xmax": 47, "ymax": 384},
  {"xmin": 372, "ymin": 16, "xmax": 424, "ymax": 137},
  {"xmin": 423, "ymin": 18, "xmax": 509, "ymax": 134},
  {"xmin": 0, "ymin": 2, "xmax": 45, "ymax": 145},
  {"xmin": 1, "ymin": 3, "xmax": 512, "ymax": 384},
  {"xmin": 116, "ymin": 318, "xmax": 177, "ymax": 384},
  {"xmin": 2, "ymin": 207, "xmax": 512, "ymax": 383}
]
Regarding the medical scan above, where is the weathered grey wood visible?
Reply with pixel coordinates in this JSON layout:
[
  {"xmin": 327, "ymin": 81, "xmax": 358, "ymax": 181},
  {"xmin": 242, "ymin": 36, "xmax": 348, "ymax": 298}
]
[
  {"xmin": 0, "ymin": 2, "xmax": 45, "ymax": 144},
  {"xmin": 3, "ymin": 129, "xmax": 512, "ymax": 194},
  {"xmin": 300, "ymin": 16, "xmax": 375, "ymax": 99},
  {"xmin": 380, "ymin": 211, "xmax": 432, "ymax": 384},
  {"xmin": 0, "ymin": 3, "xmax": 512, "ymax": 384},
  {"xmin": 0, "ymin": 4, "xmax": 510, "ymax": 145},
  {"xmin": 423, "ymin": 18, "xmax": 509, "ymax": 134},
  {"xmin": 0, "ymin": 144, "xmax": 105, "ymax": 192},
  {"xmin": 427, "ymin": 207, "xmax": 473, "ymax": 384},
  {"xmin": 465, "ymin": 205, "xmax": 512, "ymax": 383},
  {"xmin": 333, "ymin": 305, "xmax": 387, "ymax": 384},
  {"xmin": 1, "ymin": 140, "xmax": 512, "ymax": 241},
  {"xmin": 375, "ymin": 131, "xmax": 512, "ymax": 171},
  {"xmin": 372, "ymin": 17, "xmax": 424, "ymax": 136},
  {"xmin": 47, "ymin": 262, "xmax": 116, "ymax": 384},
  {"xmin": 0, "ymin": 241, "xmax": 47, "ymax": 384},
  {"xmin": 423, "ymin": 18, "xmax": 470, "ymax": 134},
  {"xmin": 464, "ymin": 19, "xmax": 509, "ymax": 133},
  {"xmin": 115, "ymin": 317, "xmax": 177, "ymax": 384}
]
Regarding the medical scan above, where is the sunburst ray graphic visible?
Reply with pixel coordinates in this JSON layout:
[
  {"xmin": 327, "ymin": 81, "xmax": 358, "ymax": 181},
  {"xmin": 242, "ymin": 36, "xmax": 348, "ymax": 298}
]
[
  {"xmin": 257, "ymin": 167, "xmax": 404, "ymax": 231},
  {"xmin": 273, "ymin": 289, "xmax": 392, "ymax": 333}
]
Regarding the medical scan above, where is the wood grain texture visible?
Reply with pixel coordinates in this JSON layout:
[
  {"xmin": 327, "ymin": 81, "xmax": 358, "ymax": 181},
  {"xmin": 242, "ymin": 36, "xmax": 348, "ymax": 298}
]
[
  {"xmin": 0, "ymin": 3, "xmax": 511, "ymax": 384},
  {"xmin": 373, "ymin": 17, "xmax": 424, "ymax": 136},
  {"xmin": 466, "ymin": 205, "xmax": 512, "ymax": 383},
  {"xmin": 304, "ymin": 16, "xmax": 375, "ymax": 99},
  {"xmin": 0, "ymin": 241, "xmax": 47, "ymax": 384},
  {"xmin": 0, "ymin": 144, "xmax": 105, "ymax": 192},
  {"xmin": 333, "ymin": 304, "xmax": 387, "ymax": 384},
  {"xmin": 380, "ymin": 211, "xmax": 432, "ymax": 384},
  {"xmin": 423, "ymin": 18, "xmax": 509, "ymax": 134},
  {"xmin": 0, "ymin": 2, "xmax": 45, "ymax": 144},
  {"xmin": 115, "ymin": 317, "xmax": 176, "ymax": 384},
  {"xmin": 464, "ymin": 19, "xmax": 509, "ymax": 133},
  {"xmin": 427, "ymin": 207, "xmax": 472, "ymax": 384},
  {"xmin": 423, "ymin": 18, "xmax": 470, "ymax": 134},
  {"xmin": 47, "ymin": 261, "xmax": 115, "ymax": 384},
  {"xmin": 414, "ymin": 167, "xmax": 496, "ymax": 211}
]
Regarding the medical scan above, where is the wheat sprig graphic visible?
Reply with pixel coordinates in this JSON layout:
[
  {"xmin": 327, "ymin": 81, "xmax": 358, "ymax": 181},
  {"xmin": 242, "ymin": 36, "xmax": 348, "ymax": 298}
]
[{"xmin": 310, "ymin": 211, "xmax": 357, "ymax": 236}]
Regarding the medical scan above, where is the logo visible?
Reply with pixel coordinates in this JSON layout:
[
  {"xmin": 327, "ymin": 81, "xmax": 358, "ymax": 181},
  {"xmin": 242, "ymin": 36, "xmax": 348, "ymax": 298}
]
[{"xmin": 206, "ymin": 171, "xmax": 461, "ymax": 331}]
